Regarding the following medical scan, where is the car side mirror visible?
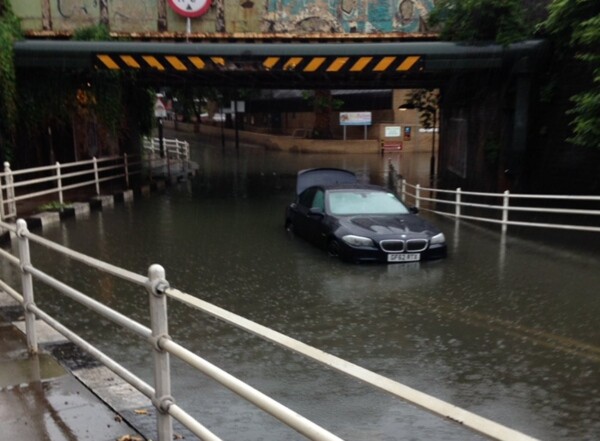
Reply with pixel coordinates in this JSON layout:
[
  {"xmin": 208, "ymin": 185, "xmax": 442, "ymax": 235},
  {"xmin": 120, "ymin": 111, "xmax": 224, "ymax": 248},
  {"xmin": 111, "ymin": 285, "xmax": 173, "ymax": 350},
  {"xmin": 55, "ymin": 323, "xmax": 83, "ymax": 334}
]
[
  {"xmin": 309, "ymin": 207, "xmax": 324, "ymax": 216},
  {"xmin": 409, "ymin": 206, "xmax": 419, "ymax": 214}
]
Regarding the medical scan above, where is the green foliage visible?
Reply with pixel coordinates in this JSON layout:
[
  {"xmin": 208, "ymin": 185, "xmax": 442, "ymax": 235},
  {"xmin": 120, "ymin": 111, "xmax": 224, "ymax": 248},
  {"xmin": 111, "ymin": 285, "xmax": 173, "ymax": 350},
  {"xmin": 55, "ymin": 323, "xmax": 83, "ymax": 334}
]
[
  {"xmin": 73, "ymin": 23, "xmax": 111, "ymax": 41},
  {"xmin": 403, "ymin": 89, "xmax": 439, "ymax": 129},
  {"xmin": 428, "ymin": 0, "xmax": 529, "ymax": 45},
  {"xmin": 302, "ymin": 90, "xmax": 344, "ymax": 139},
  {"xmin": 127, "ymin": 79, "xmax": 154, "ymax": 135},
  {"xmin": 541, "ymin": 0, "xmax": 600, "ymax": 149},
  {"xmin": 71, "ymin": 24, "xmax": 123, "ymax": 134},
  {"xmin": 37, "ymin": 201, "xmax": 73, "ymax": 212},
  {"xmin": 301, "ymin": 90, "xmax": 344, "ymax": 111},
  {"xmin": 0, "ymin": 0, "xmax": 22, "ymax": 161}
]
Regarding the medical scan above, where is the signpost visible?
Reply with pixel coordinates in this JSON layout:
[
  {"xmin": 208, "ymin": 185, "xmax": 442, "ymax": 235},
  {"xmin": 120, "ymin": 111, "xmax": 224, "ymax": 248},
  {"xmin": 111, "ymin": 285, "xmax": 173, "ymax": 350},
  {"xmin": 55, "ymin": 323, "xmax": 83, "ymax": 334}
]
[
  {"xmin": 154, "ymin": 98, "xmax": 167, "ymax": 158},
  {"xmin": 167, "ymin": 0, "xmax": 212, "ymax": 38},
  {"xmin": 339, "ymin": 111, "xmax": 371, "ymax": 140}
]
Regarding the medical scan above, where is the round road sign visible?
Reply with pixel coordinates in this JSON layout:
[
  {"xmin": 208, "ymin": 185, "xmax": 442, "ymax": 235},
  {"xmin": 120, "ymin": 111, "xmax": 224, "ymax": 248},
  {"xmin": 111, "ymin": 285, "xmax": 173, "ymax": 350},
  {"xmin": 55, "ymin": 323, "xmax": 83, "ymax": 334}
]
[{"xmin": 168, "ymin": 0, "xmax": 212, "ymax": 18}]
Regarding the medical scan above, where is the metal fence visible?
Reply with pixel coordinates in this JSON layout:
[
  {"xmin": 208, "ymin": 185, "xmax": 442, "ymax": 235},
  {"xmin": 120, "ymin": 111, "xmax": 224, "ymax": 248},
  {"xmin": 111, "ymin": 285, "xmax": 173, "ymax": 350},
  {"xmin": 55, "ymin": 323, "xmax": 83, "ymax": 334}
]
[
  {"xmin": 142, "ymin": 137, "xmax": 192, "ymax": 180},
  {"xmin": 143, "ymin": 137, "xmax": 189, "ymax": 161},
  {"xmin": 0, "ymin": 156, "xmax": 141, "ymax": 221},
  {"xmin": 0, "ymin": 218, "xmax": 539, "ymax": 441},
  {"xmin": 388, "ymin": 166, "xmax": 600, "ymax": 234}
]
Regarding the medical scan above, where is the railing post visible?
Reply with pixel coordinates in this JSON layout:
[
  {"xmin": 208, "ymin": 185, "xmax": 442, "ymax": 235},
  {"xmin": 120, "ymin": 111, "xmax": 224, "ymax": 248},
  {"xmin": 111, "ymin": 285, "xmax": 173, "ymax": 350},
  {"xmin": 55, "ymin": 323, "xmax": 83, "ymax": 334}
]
[
  {"xmin": 401, "ymin": 179, "xmax": 406, "ymax": 200},
  {"xmin": 16, "ymin": 219, "xmax": 38, "ymax": 353},
  {"xmin": 4, "ymin": 162, "xmax": 16, "ymax": 218},
  {"xmin": 56, "ymin": 162, "xmax": 64, "ymax": 206},
  {"xmin": 397, "ymin": 174, "xmax": 404, "ymax": 197},
  {"xmin": 93, "ymin": 157, "xmax": 100, "ymax": 195},
  {"xmin": 415, "ymin": 184, "xmax": 421, "ymax": 210},
  {"xmin": 147, "ymin": 264, "xmax": 174, "ymax": 441},
  {"xmin": 0, "ymin": 164, "xmax": 5, "ymax": 221},
  {"xmin": 455, "ymin": 187, "xmax": 461, "ymax": 218},
  {"xmin": 502, "ymin": 190, "xmax": 510, "ymax": 233},
  {"xmin": 124, "ymin": 154, "xmax": 130, "ymax": 188}
]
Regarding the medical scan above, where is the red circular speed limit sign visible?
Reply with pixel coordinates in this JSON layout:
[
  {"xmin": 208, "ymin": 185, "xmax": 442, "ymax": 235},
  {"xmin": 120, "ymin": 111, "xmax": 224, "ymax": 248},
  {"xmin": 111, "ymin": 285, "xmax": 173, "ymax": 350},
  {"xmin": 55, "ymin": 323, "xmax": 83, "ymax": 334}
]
[{"xmin": 168, "ymin": 0, "xmax": 212, "ymax": 18}]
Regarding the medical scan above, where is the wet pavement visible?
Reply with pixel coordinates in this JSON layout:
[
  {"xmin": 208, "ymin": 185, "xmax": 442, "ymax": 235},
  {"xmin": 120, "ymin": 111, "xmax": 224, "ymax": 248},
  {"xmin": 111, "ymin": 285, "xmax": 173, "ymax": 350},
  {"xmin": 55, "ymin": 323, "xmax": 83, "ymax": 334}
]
[{"xmin": 0, "ymin": 296, "xmax": 146, "ymax": 441}]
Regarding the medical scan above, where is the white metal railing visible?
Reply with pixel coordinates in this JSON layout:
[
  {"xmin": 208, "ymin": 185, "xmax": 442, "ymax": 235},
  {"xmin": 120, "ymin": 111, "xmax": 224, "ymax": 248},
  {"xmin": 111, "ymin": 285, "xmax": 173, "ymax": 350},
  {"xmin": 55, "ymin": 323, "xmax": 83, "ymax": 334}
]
[
  {"xmin": 142, "ymin": 137, "xmax": 191, "ymax": 180},
  {"xmin": 0, "ymin": 155, "xmax": 142, "ymax": 221},
  {"xmin": 388, "ymin": 167, "xmax": 600, "ymax": 234},
  {"xmin": 143, "ymin": 137, "xmax": 189, "ymax": 161},
  {"xmin": 0, "ymin": 217, "xmax": 540, "ymax": 441}
]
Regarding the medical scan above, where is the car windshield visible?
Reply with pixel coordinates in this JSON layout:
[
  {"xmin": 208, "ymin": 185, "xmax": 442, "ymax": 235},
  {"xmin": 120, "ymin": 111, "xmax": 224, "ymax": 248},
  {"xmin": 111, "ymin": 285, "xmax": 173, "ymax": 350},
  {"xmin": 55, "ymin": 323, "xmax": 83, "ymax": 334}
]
[{"xmin": 327, "ymin": 190, "xmax": 410, "ymax": 215}]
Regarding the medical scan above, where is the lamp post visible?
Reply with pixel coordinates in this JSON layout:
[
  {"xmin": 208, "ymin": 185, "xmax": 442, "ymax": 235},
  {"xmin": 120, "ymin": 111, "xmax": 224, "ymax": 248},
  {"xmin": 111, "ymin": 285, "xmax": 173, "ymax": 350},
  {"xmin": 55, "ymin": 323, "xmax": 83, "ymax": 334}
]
[{"xmin": 430, "ymin": 108, "xmax": 437, "ymax": 181}]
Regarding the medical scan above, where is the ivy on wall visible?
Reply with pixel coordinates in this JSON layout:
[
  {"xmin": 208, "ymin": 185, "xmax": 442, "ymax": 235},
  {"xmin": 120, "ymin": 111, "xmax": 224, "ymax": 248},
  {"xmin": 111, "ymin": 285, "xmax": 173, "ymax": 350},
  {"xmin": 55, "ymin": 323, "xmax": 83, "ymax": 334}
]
[
  {"xmin": 0, "ymin": 0, "xmax": 22, "ymax": 161},
  {"xmin": 2, "ymin": 17, "xmax": 154, "ymax": 166}
]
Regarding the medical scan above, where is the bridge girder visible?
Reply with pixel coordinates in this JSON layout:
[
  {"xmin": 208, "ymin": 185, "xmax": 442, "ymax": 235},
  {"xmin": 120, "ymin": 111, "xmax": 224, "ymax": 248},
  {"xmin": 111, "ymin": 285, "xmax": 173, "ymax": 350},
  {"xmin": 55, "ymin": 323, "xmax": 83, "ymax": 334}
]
[{"xmin": 14, "ymin": 39, "xmax": 547, "ymax": 89}]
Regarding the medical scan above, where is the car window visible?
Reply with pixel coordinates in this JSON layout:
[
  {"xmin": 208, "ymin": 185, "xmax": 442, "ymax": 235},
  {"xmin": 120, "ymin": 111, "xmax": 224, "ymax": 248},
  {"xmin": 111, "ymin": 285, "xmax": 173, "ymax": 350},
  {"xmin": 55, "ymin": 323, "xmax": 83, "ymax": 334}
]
[
  {"xmin": 312, "ymin": 189, "xmax": 325, "ymax": 211},
  {"xmin": 328, "ymin": 191, "xmax": 410, "ymax": 215},
  {"xmin": 298, "ymin": 188, "xmax": 317, "ymax": 208}
]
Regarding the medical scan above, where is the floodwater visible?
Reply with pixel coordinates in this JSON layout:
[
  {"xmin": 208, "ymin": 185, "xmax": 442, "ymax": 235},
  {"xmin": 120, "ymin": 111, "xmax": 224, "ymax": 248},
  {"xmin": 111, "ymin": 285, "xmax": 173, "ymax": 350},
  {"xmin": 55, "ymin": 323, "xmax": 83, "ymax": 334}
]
[{"xmin": 4, "ymin": 134, "xmax": 599, "ymax": 441}]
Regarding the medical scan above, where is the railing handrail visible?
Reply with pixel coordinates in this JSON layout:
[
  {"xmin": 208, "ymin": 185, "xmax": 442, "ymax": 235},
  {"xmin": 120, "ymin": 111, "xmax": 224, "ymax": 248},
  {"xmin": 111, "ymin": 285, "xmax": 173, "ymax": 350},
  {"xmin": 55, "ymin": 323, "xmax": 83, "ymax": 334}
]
[
  {"xmin": 0, "ymin": 156, "xmax": 124, "ymax": 178},
  {"xmin": 143, "ymin": 137, "xmax": 190, "ymax": 160},
  {"xmin": 0, "ymin": 154, "xmax": 142, "ymax": 221},
  {"xmin": 0, "ymin": 217, "xmax": 540, "ymax": 441},
  {"xmin": 402, "ymin": 181, "xmax": 600, "ymax": 201},
  {"xmin": 389, "ymin": 165, "xmax": 600, "ymax": 234}
]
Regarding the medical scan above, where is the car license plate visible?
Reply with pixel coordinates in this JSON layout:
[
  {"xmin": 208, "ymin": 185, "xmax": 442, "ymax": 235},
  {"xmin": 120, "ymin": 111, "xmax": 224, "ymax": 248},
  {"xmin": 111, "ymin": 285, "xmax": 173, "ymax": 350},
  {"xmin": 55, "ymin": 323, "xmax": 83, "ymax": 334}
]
[{"xmin": 388, "ymin": 253, "xmax": 421, "ymax": 263}]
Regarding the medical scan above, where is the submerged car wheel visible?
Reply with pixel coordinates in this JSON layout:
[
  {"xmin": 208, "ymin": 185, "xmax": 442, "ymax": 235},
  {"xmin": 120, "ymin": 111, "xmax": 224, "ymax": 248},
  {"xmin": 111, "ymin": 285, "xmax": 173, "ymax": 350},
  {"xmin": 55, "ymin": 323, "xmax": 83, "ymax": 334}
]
[{"xmin": 327, "ymin": 239, "xmax": 341, "ymax": 258}]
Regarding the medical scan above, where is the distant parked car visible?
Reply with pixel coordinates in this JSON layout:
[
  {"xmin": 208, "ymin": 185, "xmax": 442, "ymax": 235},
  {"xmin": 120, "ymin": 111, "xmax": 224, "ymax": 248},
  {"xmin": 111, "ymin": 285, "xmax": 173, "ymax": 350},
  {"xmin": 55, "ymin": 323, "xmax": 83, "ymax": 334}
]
[{"xmin": 285, "ymin": 168, "xmax": 447, "ymax": 263}]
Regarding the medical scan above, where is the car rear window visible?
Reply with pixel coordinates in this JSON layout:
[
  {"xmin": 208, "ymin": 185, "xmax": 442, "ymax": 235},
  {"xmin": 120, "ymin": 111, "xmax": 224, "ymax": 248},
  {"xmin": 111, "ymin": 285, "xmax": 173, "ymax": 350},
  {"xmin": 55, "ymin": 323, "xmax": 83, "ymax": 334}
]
[{"xmin": 328, "ymin": 191, "xmax": 410, "ymax": 215}]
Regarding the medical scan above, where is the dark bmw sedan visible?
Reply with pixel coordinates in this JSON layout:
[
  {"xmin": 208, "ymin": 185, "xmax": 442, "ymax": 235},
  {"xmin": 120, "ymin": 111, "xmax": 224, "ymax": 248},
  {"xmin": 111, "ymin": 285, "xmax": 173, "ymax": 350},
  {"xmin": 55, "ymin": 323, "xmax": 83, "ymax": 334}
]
[{"xmin": 285, "ymin": 168, "xmax": 447, "ymax": 263}]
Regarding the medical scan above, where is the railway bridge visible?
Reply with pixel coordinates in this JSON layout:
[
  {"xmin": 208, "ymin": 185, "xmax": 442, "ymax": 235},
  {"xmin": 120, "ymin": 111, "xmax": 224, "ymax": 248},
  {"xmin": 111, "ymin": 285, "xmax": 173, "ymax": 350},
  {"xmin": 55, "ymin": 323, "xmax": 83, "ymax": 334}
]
[{"xmin": 3, "ymin": 0, "xmax": 550, "ymax": 192}]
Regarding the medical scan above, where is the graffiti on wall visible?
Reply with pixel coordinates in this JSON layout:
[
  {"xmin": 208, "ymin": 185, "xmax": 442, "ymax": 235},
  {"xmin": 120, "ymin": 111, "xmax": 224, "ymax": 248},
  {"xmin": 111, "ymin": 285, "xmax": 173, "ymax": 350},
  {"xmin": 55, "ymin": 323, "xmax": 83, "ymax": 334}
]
[
  {"xmin": 51, "ymin": 0, "xmax": 157, "ymax": 31},
  {"xmin": 262, "ymin": 0, "xmax": 435, "ymax": 33},
  {"xmin": 18, "ymin": 0, "xmax": 433, "ymax": 34}
]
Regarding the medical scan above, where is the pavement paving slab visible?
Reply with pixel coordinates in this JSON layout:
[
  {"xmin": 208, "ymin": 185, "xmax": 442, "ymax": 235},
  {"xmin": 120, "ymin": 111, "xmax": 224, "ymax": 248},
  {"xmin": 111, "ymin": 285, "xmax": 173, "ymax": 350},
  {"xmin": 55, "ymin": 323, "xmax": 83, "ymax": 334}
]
[{"xmin": 0, "ymin": 318, "xmax": 146, "ymax": 441}]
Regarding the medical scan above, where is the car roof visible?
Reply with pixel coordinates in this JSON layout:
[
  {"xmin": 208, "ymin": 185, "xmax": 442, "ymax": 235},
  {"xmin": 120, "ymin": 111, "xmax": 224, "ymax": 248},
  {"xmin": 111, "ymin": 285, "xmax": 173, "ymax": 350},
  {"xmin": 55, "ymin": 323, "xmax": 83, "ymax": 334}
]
[
  {"xmin": 296, "ymin": 168, "xmax": 358, "ymax": 195},
  {"xmin": 315, "ymin": 183, "xmax": 391, "ymax": 192}
]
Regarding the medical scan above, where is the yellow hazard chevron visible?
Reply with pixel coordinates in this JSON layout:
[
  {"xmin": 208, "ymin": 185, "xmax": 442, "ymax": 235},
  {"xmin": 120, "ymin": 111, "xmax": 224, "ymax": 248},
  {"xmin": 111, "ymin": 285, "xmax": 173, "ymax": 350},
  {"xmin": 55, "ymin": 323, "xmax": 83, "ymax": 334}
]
[{"xmin": 95, "ymin": 54, "xmax": 422, "ymax": 73}]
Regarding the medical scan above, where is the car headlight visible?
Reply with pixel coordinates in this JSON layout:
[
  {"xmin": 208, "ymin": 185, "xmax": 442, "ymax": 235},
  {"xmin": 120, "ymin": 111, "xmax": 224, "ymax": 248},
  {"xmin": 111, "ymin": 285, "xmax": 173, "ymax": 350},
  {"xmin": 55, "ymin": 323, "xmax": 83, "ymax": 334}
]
[
  {"xmin": 430, "ymin": 232, "xmax": 446, "ymax": 245},
  {"xmin": 342, "ymin": 235, "xmax": 375, "ymax": 248}
]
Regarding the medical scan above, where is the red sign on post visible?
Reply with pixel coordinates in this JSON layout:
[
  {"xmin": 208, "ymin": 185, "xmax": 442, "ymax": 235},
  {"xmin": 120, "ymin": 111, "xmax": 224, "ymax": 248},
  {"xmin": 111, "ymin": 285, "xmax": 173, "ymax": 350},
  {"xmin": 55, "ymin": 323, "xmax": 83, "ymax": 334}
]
[{"xmin": 168, "ymin": 0, "xmax": 212, "ymax": 18}]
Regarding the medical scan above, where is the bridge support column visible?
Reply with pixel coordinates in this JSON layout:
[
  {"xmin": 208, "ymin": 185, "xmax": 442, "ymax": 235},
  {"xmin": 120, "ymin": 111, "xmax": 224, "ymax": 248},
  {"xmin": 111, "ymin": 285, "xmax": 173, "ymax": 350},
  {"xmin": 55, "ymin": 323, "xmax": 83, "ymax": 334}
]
[{"xmin": 506, "ymin": 58, "xmax": 532, "ymax": 183}]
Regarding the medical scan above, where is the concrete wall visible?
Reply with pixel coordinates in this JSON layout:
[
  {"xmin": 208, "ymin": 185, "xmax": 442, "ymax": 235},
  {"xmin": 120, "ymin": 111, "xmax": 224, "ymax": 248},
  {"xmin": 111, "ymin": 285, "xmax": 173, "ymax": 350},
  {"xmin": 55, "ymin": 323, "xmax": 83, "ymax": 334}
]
[
  {"xmin": 167, "ymin": 120, "xmax": 381, "ymax": 154},
  {"xmin": 166, "ymin": 118, "xmax": 434, "ymax": 155},
  {"xmin": 235, "ymin": 89, "xmax": 435, "ymax": 153}
]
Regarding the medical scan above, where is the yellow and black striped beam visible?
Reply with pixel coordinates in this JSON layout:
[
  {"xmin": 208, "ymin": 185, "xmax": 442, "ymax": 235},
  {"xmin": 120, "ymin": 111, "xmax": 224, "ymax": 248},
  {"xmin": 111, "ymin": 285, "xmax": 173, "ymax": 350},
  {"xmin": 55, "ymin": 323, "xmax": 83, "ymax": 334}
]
[{"xmin": 95, "ymin": 53, "xmax": 423, "ymax": 74}]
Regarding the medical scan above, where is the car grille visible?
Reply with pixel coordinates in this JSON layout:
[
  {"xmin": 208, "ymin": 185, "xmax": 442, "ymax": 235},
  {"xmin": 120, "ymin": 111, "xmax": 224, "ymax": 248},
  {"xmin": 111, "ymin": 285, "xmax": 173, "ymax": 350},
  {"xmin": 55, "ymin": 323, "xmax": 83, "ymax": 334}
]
[{"xmin": 380, "ymin": 239, "xmax": 428, "ymax": 253}]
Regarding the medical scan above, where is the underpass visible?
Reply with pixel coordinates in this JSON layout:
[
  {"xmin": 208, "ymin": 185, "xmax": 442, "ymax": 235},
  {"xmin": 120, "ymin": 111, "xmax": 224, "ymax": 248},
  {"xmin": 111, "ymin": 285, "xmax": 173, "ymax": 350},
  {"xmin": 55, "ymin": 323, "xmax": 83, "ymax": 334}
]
[{"xmin": 0, "ymin": 136, "xmax": 596, "ymax": 440}]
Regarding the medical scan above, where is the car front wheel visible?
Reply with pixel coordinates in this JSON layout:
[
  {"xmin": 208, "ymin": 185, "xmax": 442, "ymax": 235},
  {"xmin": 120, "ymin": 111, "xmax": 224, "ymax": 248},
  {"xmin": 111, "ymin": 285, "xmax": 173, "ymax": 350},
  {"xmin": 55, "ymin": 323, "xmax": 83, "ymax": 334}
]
[{"xmin": 327, "ymin": 239, "xmax": 341, "ymax": 258}]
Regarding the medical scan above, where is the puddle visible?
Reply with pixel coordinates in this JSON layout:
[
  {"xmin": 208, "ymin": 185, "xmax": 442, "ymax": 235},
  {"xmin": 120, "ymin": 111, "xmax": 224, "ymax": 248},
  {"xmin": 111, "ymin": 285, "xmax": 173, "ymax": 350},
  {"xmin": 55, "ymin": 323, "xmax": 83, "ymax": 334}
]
[{"xmin": 0, "ymin": 326, "xmax": 66, "ymax": 388}]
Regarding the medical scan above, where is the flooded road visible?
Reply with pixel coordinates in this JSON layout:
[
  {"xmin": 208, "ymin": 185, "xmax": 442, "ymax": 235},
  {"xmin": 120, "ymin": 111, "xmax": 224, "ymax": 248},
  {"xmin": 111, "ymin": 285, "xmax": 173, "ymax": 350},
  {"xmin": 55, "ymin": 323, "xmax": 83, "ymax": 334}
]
[{"xmin": 10, "ymin": 134, "xmax": 600, "ymax": 440}]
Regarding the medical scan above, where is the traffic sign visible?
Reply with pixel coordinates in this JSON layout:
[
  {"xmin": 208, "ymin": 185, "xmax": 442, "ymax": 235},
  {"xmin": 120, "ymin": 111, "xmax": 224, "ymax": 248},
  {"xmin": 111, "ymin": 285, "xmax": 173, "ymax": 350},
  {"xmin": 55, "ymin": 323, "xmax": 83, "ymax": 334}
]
[{"xmin": 154, "ymin": 98, "xmax": 167, "ymax": 118}]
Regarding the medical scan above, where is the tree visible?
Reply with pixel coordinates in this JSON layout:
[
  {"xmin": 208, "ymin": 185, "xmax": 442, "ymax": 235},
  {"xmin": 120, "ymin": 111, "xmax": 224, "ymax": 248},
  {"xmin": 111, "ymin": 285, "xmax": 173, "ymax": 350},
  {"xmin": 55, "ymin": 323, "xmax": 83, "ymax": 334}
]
[
  {"xmin": 403, "ymin": 89, "xmax": 440, "ymax": 178},
  {"xmin": 302, "ymin": 90, "xmax": 343, "ymax": 139},
  {"xmin": 403, "ymin": 89, "xmax": 439, "ymax": 131},
  {"xmin": 428, "ymin": 0, "xmax": 529, "ymax": 45},
  {"xmin": 541, "ymin": 0, "xmax": 600, "ymax": 149}
]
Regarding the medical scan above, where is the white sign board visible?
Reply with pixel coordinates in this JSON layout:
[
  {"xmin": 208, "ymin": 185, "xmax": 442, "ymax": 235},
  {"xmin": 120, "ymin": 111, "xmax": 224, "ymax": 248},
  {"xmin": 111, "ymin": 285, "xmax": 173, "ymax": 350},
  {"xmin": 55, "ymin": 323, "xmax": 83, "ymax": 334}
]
[
  {"xmin": 154, "ymin": 98, "xmax": 167, "ymax": 118},
  {"xmin": 231, "ymin": 100, "xmax": 246, "ymax": 113},
  {"xmin": 340, "ymin": 112, "xmax": 372, "ymax": 126},
  {"xmin": 385, "ymin": 126, "xmax": 401, "ymax": 137}
]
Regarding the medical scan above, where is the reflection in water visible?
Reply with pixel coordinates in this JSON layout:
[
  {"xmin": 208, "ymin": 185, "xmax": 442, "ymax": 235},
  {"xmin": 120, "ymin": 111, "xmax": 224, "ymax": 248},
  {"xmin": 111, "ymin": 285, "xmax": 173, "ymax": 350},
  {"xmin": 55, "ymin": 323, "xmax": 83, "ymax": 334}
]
[{"xmin": 6, "ymin": 138, "xmax": 600, "ymax": 441}]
